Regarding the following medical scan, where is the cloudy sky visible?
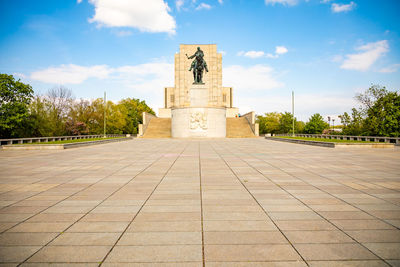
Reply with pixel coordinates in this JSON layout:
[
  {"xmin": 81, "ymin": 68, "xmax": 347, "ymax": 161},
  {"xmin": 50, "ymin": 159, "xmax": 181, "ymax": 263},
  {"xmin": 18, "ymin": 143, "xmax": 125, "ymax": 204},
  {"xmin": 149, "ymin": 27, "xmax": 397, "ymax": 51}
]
[{"xmin": 1, "ymin": 0, "xmax": 399, "ymax": 121}]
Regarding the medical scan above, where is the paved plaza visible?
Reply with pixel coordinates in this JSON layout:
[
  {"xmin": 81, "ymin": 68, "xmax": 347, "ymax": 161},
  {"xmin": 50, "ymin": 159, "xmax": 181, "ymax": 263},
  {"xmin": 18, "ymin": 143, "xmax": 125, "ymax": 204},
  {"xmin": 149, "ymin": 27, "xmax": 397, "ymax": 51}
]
[{"xmin": 0, "ymin": 138, "xmax": 400, "ymax": 266}]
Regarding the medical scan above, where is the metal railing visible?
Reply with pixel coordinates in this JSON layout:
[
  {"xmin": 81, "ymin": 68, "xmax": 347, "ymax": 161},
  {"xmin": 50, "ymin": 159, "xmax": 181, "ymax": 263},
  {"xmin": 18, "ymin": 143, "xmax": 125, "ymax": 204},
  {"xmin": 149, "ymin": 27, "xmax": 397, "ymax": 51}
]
[
  {"xmin": 0, "ymin": 134, "xmax": 129, "ymax": 146},
  {"xmin": 273, "ymin": 133, "xmax": 400, "ymax": 145}
]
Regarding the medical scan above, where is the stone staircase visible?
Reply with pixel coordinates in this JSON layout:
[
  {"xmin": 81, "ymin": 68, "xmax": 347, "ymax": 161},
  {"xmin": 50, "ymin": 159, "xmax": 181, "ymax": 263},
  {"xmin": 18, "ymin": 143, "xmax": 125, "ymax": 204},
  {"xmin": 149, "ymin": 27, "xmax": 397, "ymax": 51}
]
[
  {"xmin": 142, "ymin": 118, "xmax": 171, "ymax": 138},
  {"xmin": 226, "ymin": 117, "xmax": 256, "ymax": 138}
]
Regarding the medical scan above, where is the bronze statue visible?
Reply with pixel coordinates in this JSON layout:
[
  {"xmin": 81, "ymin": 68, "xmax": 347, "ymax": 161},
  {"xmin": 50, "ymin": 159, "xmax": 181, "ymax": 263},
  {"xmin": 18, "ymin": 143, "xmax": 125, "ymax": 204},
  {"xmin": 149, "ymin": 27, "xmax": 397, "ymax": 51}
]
[{"xmin": 186, "ymin": 47, "xmax": 208, "ymax": 84}]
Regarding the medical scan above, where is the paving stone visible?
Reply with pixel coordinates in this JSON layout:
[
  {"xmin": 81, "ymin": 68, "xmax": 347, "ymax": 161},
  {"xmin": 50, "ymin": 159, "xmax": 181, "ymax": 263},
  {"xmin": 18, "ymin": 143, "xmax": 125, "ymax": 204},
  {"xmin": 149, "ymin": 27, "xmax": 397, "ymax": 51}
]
[
  {"xmin": 0, "ymin": 232, "xmax": 57, "ymax": 245},
  {"xmin": 1, "ymin": 139, "xmax": 399, "ymax": 265},
  {"xmin": 66, "ymin": 222, "xmax": 129, "ymax": 232},
  {"xmin": 284, "ymin": 230, "xmax": 354, "ymax": 243},
  {"xmin": 105, "ymin": 245, "xmax": 202, "ymax": 262},
  {"xmin": 331, "ymin": 219, "xmax": 396, "ymax": 230},
  {"xmin": 294, "ymin": 243, "xmax": 378, "ymax": 260},
  {"xmin": 127, "ymin": 220, "xmax": 201, "ymax": 232},
  {"xmin": 7, "ymin": 222, "xmax": 72, "ymax": 233},
  {"xmin": 49, "ymin": 232, "xmax": 120, "ymax": 245},
  {"xmin": 203, "ymin": 220, "xmax": 277, "ymax": 231},
  {"xmin": 345, "ymin": 229, "xmax": 400, "ymax": 242},
  {"xmin": 118, "ymin": 232, "xmax": 201, "ymax": 245},
  {"xmin": 204, "ymin": 231, "xmax": 287, "ymax": 244},
  {"xmin": 363, "ymin": 242, "xmax": 400, "ymax": 259},
  {"xmin": 27, "ymin": 245, "xmax": 111, "ymax": 262},
  {"xmin": 0, "ymin": 246, "xmax": 41, "ymax": 262},
  {"xmin": 205, "ymin": 244, "xmax": 301, "ymax": 261},
  {"xmin": 275, "ymin": 220, "xmax": 336, "ymax": 231}
]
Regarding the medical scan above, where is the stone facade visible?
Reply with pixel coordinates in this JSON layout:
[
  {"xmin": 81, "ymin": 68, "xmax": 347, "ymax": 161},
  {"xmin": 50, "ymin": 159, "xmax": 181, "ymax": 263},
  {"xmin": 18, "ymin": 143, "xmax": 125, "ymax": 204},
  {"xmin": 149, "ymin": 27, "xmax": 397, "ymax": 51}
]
[{"xmin": 160, "ymin": 44, "xmax": 233, "ymax": 112}]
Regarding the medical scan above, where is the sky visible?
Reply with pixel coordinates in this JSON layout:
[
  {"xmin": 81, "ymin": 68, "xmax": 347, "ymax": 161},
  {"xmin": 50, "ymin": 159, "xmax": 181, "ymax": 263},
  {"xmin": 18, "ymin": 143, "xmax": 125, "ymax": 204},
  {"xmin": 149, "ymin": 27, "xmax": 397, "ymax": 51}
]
[{"xmin": 0, "ymin": 0, "xmax": 399, "ymax": 122}]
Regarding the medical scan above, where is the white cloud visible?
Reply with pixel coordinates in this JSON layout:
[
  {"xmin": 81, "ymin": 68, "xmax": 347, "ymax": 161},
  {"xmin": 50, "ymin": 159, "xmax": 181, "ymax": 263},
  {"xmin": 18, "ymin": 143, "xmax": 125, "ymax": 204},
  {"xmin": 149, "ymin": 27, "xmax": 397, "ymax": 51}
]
[
  {"xmin": 176, "ymin": 0, "xmax": 184, "ymax": 11},
  {"xmin": 219, "ymin": 50, "xmax": 226, "ymax": 56},
  {"xmin": 224, "ymin": 64, "xmax": 284, "ymax": 92},
  {"xmin": 31, "ymin": 64, "xmax": 112, "ymax": 84},
  {"xmin": 320, "ymin": 0, "xmax": 331, "ymax": 3},
  {"xmin": 275, "ymin": 46, "xmax": 288, "ymax": 54},
  {"xmin": 243, "ymin": 51, "xmax": 265, "ymax": 58},
  {"xmin": 29, "ymin": 62, "xmax": 174, "ymax": 111},
  {"xmin": 30, "ymin": 62, "xmax": 175, "ymax": 87},
  {"xmin": 340, "ymin": 40, "xmax": 389, "ymax": 71},
  {"xmin": 265, "ymin": 0, "xmax": 298, "ymax": 6},
  {"xmin": 77, "ymin": 0, "xmax": 83, "ymax": 3},
  {"xmin": 379, "ymin": 63, "xmax": 400, "ymax": 73},
  {"xmin": 88, "ymin": 0, "xmax": 176, "ymax": 34},
  {"xmin": 331, "ymin": 1, "xmax": 356, "ymax": 13},
  {"xmin": 196, "ymin": 3, "xmax": 211, "ymax": 10},
  {"xmin": 218, "ymin": 0, "xmax": 223, "ymax": 4},
  {"xmin": 238, "ymin": 46, "xmax": 288, "ymax": 59}
]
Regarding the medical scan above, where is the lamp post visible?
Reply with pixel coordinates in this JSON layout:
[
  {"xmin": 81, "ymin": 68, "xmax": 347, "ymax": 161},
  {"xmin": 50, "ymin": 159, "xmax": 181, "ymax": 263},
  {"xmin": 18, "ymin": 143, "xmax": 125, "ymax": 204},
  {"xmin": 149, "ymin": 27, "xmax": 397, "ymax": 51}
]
[
  {"xmin": 332, "ymin": 118, "xmax": 335, "ymax": 132},
  {"xmin": 292, "ymin": 91, "xmax": 295, "ymax": 137},
  {"xmin": 104, "ymin": 91, "xmax": 106, "ymax": 138},
  {"xmin": 328, "ymin": 116, "xmax": 331, "ymax": 130}
]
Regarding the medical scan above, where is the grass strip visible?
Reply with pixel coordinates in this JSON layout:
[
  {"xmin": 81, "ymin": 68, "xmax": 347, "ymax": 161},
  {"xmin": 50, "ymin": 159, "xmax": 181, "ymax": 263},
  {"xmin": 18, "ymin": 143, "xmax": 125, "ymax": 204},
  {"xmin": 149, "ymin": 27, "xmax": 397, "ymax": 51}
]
[
  {"xmin": 14, "ymin": 137, "xmax": 126, "ymax": 145},
  {"xmin": 273, "ymin": 136, "xmax": 376, "ymax": 143}
]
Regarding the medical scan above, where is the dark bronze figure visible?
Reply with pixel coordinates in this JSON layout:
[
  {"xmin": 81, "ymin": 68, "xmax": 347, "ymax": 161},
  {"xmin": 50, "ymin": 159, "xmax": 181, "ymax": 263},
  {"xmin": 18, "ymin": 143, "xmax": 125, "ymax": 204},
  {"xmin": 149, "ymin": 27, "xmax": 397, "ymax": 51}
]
[{"xmin": 186, "ymin": 47, "xmax": 208, "ymax": 84}]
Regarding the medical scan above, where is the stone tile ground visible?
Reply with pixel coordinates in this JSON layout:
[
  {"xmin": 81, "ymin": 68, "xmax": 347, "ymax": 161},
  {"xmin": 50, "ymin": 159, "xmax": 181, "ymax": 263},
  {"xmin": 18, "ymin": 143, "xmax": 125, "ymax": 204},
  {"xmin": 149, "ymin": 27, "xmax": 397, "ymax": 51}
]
[{"xmin": 0, "ymin": 138, "xmax": 399, "ymax": 266}]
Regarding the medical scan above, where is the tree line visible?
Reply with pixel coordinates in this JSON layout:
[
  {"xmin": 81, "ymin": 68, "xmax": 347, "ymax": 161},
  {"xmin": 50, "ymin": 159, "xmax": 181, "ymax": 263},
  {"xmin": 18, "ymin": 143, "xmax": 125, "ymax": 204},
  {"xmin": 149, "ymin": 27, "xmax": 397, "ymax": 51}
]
[
  {"xmin": 0, "ymin": 74, "xmax": 154, "ymax": 138},
  {"xmin": 257, "ymin": 85, "xmax": 399, "ymax": 137},
  {"xmin": 1, "ymin": 74, "xmax": 398, "ymax": 138}
]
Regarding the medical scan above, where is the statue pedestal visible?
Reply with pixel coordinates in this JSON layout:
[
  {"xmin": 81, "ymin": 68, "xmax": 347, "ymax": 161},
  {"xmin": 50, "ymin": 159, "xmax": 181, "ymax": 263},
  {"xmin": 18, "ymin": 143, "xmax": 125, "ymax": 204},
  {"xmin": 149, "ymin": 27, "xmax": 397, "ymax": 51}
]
[
  {"xmin": 171, "ymin": 84, "xmax": 226, "ymax": 138},
  {"xmin": 190, "ymin": 84, "xmax": 208, "ymax": 107}
]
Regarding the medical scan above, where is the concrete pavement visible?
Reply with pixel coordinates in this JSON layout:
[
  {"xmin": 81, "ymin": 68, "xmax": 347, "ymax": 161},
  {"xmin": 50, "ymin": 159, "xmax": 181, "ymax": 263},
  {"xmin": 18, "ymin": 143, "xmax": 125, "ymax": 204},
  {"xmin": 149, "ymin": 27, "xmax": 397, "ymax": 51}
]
[{"xmin": 0, "ymin": 138, "xmax": 399, "ymax": 266}]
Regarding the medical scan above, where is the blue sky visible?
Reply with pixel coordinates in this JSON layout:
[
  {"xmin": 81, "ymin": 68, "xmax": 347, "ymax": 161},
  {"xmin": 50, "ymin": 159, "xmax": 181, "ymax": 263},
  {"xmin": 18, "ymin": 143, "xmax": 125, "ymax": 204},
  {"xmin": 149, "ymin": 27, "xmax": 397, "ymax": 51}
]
[{"xmin": 1, "ymin": 0, "xmax": 399, "ymax": 121}]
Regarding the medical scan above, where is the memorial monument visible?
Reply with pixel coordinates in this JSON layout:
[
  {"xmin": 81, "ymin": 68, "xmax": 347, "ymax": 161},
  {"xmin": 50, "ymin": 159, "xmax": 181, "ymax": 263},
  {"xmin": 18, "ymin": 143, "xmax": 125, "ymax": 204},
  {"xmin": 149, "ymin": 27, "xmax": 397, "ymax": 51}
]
[{"xmin": 139, "ymin": 44, "xmax": 258, "ymax": 138}]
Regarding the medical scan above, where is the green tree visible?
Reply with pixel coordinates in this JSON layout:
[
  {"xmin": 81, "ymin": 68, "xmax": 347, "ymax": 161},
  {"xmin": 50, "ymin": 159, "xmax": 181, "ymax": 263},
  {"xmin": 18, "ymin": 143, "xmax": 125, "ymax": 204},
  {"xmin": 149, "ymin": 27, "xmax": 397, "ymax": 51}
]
[
  {"xmin": 296, "ymin": 120, "xmax": 305, "ymax": 133},
  {"xmin": 86, "ymin": 98, "xmax": 105, "ymax": 134},
  {"xmin": 279, "ymin": 112, "xmax": 296, "ymax": 134},
  {"xmin": 339, "ymin": 108, "xmax": 365, "ymax": 135},
  {"xmin": 304, "ymin": 113, "xmax": 329, "ymax": 134},
  {"xmin": 257, "ymin": 112, "xmax": 281, "ymax": 134},
  {"xmin": 0, "ymin": 74, "xmax": 33, "ymax": 138},
  {"xmin": 118, "ymin": 98, "xmax": 155, "ymax": 134},
  {"xmin": 364, "ymin": 91, "xmax": 400, "ymax": 136},
  {"xmin": 25, "ymin": 96, "xmax": 53, "ymax": 137}
]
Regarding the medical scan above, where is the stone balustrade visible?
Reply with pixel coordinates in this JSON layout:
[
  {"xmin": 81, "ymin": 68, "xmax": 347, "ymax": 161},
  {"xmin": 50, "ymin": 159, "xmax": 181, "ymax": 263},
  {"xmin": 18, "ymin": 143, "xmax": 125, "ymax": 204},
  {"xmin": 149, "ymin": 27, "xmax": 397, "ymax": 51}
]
[
  {"xmin": 274, "ymin": 133, "xmax": 400, "ymax": 145},
  {"xmin": 0, "ymin": 134, "xmax": 128, "ymax": 146}
]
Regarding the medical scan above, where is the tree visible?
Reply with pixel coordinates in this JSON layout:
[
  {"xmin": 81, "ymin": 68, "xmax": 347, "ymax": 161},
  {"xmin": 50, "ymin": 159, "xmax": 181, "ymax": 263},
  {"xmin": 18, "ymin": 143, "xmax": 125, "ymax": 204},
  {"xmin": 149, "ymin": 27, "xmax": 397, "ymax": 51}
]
[
  {"xmin": 339, "ymin": 108, "xmax": 365, "ymax": 136},
  {"xmin": 296, "ymin": 120, "xmax": 305, "ymax": 133},
  {"xmin": 118, "ymin": 98, "xmax": 155, "ymax": 134},
  {"xmin": 45, "ymin": 86, "xmax": 74, "ymax": 136},
  {"xmin": 339, "ymin": 85, "xmax": 399, "ymax": 137},
  {"xmin": 25, "ymin": 96, "xmax": 53, "ymax": 137},
  {"xmin": 364, "ymin": 91, "xmax": 400, "ymax": 137},
  {"xmin": 0, "ymin": 74, "xmax": 33, "ymax": 138},
  {"xmin": 257, "ymin": 112, "xmax": 281, "ymax": 134},
  {"xmin": 355, "ymin": 85, "xmax": 388, "ymax": 114},
  {"xmin": 279, "ymin": 112, "xmax": 296, "ymax": 134},
  {"xmin": 304, "ymin": 113, "xmax": 329, "ymax": 134}
]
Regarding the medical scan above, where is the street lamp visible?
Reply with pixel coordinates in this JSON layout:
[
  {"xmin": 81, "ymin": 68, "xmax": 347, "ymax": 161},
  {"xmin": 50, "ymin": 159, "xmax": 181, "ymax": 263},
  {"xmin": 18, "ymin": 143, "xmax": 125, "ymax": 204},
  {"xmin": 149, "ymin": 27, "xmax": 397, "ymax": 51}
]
[
  {"xmin": 332, "ymin": 118, "xmax": 335, "ymax": 131},
  {"xmin": 328, "ymin": 116, "xmax": 331, "ymax": 130}
]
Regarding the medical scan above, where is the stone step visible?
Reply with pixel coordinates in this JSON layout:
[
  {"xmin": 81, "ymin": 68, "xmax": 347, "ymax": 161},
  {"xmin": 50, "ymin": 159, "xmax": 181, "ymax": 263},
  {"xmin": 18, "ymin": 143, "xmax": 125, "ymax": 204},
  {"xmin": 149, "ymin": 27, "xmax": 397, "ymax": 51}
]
[
  {"xmin": 226, "ymin": 117, "xmax": 255, "ymax": 138},
  {"xmin": 142, "ymin": 118, "xmax": 171, "ymax": 138}
]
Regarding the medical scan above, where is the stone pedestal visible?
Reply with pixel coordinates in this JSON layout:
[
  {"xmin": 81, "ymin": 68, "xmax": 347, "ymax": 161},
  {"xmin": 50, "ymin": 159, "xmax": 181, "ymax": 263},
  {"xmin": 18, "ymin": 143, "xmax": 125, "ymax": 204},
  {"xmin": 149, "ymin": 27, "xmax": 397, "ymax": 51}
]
[
  {"xmin": 190, "ymin": 84, "xmax": 208, "ymax": 107},
  {"xmin": 172, "ymin": 83, "xmax": 226, "ymax": 138},
  {"xmin": 171, "ymin": 107, "xmax": 226, "ymax": 138}
]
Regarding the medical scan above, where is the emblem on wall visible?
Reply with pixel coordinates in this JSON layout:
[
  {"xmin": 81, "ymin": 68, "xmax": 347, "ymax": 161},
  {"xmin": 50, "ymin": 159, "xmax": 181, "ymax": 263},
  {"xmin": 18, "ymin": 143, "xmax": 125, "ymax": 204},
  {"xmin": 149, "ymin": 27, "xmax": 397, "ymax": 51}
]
[{"xmin": 190, "ymin": 112, "xmax": 208, "ymax": 131}]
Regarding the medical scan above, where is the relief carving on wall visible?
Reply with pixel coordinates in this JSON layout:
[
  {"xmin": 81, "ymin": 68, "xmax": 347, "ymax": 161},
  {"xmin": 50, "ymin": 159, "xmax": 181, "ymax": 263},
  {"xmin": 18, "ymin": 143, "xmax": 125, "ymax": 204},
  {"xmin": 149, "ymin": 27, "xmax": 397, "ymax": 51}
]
[{"xmin": 190, "ymin": 112, "xmax": 208, "ymax": 131}]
